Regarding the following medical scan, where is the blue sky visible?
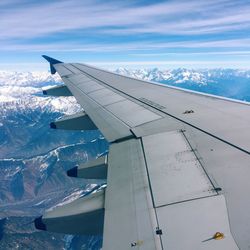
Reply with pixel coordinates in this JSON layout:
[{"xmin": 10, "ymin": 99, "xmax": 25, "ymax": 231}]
[{"xmin": 1, "ymin": 0, "xmax": 250, "ymax": 70}]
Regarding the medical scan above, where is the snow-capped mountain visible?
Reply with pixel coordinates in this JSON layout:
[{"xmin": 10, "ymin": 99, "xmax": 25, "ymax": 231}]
[
  {"xmin": 1, "ymin": 67, "xmax": 250, "ymax": 163},
  {"xmin": 115, "ymin": 68, "xmax": 250, "ymax": 101},
  {"xmin": 0, "ymin": 71, "xmax": 73, "ymax": 113},
  {"xmin": 0, "ymin": 71, "xmax": 106, "ymax": 249},
  {"xmin": 0, "ymin": 71, "xmax": 61, "ymax": 87},
  {"xmin": 2, "ymin": 68, "xmax": 250, "ymax": 106},
  {"xmin": 1, "ymin": 68, "xmax": 250, "ymax": 249},
  {"xmin": 115, "ymin": 67, "xmax": 250, "ymax": 85}
]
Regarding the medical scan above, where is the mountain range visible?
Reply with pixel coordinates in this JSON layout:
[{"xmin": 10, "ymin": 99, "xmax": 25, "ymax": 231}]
[
  {"xmin": 115, "ymin": 67, "xmax": 250, "ymax": 101},
  {"xmin": 1, "ymin": 68, "xmax": 250, "ymax": 249}
]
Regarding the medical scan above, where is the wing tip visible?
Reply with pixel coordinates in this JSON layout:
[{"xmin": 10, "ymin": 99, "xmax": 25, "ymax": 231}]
[
  {"xmin": 42, "ymin": 55, "xmax": 63, "ymax": 64},
  {"xmin": 42, "ymin": 55, "xmax": 63, "ymax": 74}
]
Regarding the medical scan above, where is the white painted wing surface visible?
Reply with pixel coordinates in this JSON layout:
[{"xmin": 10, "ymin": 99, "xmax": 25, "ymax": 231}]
[{"xmin": 37, "ymin": 56, "xmax": 250, "ymax": 249}]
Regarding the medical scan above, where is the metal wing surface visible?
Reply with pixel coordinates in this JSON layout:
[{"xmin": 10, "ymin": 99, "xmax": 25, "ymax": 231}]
[{"xmin": 34, "ymin": 55, "xmax": 250, "ymax": 250}]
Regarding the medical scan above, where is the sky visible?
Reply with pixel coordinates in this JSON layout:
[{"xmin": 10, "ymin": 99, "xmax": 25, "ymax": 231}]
[{"xmin": 1, "ymin": 0, "xmax": 250, "ymax": 70}]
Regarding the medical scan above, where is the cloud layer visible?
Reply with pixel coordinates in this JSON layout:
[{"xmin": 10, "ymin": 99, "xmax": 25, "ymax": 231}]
[{"xmin": 1, "ymin": 0, "xmax": 250, "ymax": 68}]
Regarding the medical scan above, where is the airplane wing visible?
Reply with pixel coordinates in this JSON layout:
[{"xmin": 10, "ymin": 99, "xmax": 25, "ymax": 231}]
[{"xmin": 34, "ymin": 55, "xmax": 250, "ymax": 249}]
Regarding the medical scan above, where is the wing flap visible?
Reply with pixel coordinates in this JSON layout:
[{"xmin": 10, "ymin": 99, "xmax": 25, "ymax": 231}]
[
  {"xmin": 35, "ymin": 189, "xmax": 105, "ymax": 235},
  {"xmin": 142, "ymin": 130, "xmax": 216, "ymax": 206},
  {"xmin": 157, "ymin": 195, "xmax": 238, "ymax": 250},
  {"xmin": 103, "ymin": 138, "xmax": 160, "ymax": 250}
]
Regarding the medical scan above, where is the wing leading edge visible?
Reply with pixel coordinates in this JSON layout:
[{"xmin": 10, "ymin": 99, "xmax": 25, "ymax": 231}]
[{"xmin": 34, "ymin": 55, "xmax": 250, "ymax": 249}]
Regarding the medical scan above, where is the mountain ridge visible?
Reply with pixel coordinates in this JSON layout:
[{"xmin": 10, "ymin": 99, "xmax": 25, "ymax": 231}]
[{"xmin": 1, "ymin": 67, "xmax": 250, "ymax": 249}]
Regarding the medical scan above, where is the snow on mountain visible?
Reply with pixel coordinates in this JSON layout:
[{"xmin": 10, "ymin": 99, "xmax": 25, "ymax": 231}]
[
  {"xmin": 0, "ymin": 137, "xmax": 107, "ymax": 205},
  {"xmin": 115, "ymin": 67, "xmax": 208, "ymax": 84},
  {"xmin": 0, "ymin": 71, "xmax": 61, "ymax": 87},
  {"xmin": 0, "ymin": 71, "xmax": 80, "ymax": 115},
  {"xmin": 0, "ymin": 86, "xmax": 39, "ymax": 97},
  {"xmin": 171, "ymin": 69, "xmax": 208, "ymax": 85},
  {"xmin": 2, "ymin": 68, "xmax": 250, "ymax": 89},
  {"xmin": 2, "ymin": 68, "xmax": 250, "ymax": 115},
  {"xmin": 48, "ymin": 183, "xmax": 101, "ymax": 211},
  {"xmin": 115, "ymin": 67, "xmax": 173, "ymax": 82},
  {"xmin": 1, "ymin": 68, "xmax": 250, "ymax": 250},
  {"xmin": 115, "ymin": 67, "xmax": 250, "ymax": 86},
  {"xmin": 0, "ymin": 95, "xmax": 17, "ymax": 103},
  {"xmin": 0, "ymin": 71, "xmax": 105, "ymax": 250},
  {"xmin": 0, "ymin": 95, "xmax": 81, "ymax": 116},
  {"xmin": 114, "ymin": 67, "xmax": 250, "ymax": 101}
]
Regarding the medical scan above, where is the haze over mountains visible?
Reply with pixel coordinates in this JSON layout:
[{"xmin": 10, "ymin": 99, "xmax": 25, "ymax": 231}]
[
  {"xmin": 1, "ymin": 68, "xmax": 250, "ymax": 249},
  {"xmin": 115, "ymin": 68, "xmax": 250, "ymax": 101}
]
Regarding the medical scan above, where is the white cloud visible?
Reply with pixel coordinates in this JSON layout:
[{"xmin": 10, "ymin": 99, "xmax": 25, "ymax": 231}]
[
  {"xmin": 0, "ymin": 0, "xmax": 249, "ymax": 40},
  {"xmin": 1, "ymin": 0, "xmax": 250, "ymax": 71},
  {"xmin": 131, "ymin": 51, "xmax": 250, "ymax": 57},
  {"xmin": 2, "ymin": 38, "xmax": 250, "ymax": 53}
]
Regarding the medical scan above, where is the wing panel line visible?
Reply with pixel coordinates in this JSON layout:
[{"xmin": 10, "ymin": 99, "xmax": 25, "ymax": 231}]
[{"xmin": 68, "ymin": 63, "xmax": 250, "ymax": 155}]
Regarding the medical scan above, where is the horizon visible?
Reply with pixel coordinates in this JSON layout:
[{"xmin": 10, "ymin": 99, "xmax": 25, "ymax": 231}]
[{"xmin": 0, "ymin": 62, "xmax": 250, "ymax": 72}]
